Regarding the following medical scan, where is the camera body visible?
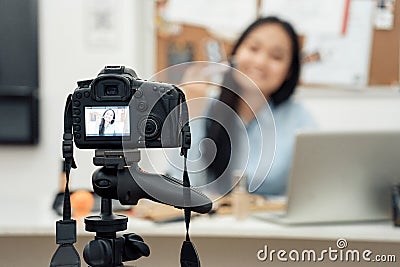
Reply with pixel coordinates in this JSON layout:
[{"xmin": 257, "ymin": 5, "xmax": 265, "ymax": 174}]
[{"xmin": 71, "ymin": 66, "xmax": 188, "ymax": 149}]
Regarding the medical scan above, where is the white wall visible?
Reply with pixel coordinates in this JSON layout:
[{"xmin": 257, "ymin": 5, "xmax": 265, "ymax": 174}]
[
  {"xmin": 0, "ymin": 0, "xmax": 155, "ymax": 209},
  {"xmin": 297, "ymin": 88, "xmax": 400, "ymax": 131}
]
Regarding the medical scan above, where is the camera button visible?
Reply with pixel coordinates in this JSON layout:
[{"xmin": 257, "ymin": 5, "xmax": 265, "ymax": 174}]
[
  {"xmin": 75, "ymin": 133, "xmax": 81, "ymax": 139},
  {"xmin": 75, "ymin": 125, "xmax": 81, "ymax": 131},
  {"xmin": 153, "ymin": 86, "xmax": 158, "ymax": 91},
  {"xmin": 134, "ymin": 90, "xmax": 143, "ymax": 98},
  {"xmin": 137, "ymin": 101, "xmax": 147, "ymax": 111},
  {"xmin": 73, "ymin": 109, "xmax": 81, "ymax": 115},
  {"xmin": 73, "ymin": 101, "xmax": 81, "ymax": 107},
  {"xmin": 73, "ymin": 117, "xmax": 81, "ymax": 123},
  {"xmin": 76, "ymin": 92, "xmax": 82, "ymax": 99},
  {"xmin": 84, "ymin": 91, "xmax": 90, "ymax": 98}
]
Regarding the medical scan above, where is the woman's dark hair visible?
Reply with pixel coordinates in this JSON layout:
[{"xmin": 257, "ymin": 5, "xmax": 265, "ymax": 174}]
[
  {"xmin": 205, "ymin": 16, "xmax": 300, "ymax": 181},
  {"xmin": 99, "ymin": 109, "xmax": 115, "ymax": 136}
]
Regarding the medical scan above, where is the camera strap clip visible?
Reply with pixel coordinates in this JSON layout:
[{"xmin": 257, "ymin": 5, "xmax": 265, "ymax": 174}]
[
  {"xmin": 62, "ymin": 94, "xmax": 77, "ymax": 167},
  {"xmin": 180, "ymin": 125, "xmax": 191, "ymax": 157},
  {"xmin": 50, "ymin": 94, "xmax": 80, "ymax": 267}
]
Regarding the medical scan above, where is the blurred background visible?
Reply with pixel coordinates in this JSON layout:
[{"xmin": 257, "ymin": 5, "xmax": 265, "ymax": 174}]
[{"xmin": 0, "ymin": 0, "xmax": 399, "ymax": 213}]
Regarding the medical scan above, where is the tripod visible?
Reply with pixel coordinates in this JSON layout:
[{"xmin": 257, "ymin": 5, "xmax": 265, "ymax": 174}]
[
  {"xmin": 50, "ymin": 147, "xmax": 212, "ymax": 266},
  {"xmin": 83, "ymin": 149, "xmax": 150, "ymax": 267},
  {"xmin": 83, "ymin": 198, "xmax": 149, "ymax": 266}
]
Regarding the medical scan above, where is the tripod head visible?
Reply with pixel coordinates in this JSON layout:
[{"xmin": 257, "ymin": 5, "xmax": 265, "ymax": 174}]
[{"xmin": 92, "ymin": 149, "xmax": 212, "ymax": 214}]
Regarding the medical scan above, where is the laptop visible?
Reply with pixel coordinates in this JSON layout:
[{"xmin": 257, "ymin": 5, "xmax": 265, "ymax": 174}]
[{"xmin": 254, "ymin": 130, "xmax": 400, "ymax": 225}]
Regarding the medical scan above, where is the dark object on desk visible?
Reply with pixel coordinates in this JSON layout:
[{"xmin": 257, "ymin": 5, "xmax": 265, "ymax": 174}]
[{"xmin": 391, "ymin": 184, "xmax": 400, "ymax": 226}]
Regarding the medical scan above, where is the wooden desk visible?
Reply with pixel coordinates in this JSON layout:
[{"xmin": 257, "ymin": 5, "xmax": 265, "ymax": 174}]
[{"xmin": 1, "ymin": 196, "xmax": 400, "ymax": 266}]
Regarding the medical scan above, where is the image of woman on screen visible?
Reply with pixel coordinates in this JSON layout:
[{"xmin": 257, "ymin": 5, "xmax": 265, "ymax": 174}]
[{"xmin": 98, "ymin": 109, "xmax": 116, "ymax": 136}]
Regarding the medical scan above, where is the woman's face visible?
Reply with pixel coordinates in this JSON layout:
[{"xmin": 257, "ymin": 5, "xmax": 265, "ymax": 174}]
[
  {"xmin": 103, "ymin": 110, "xmax": 114, "ymax": 123},
  {"xmin": 233, "ymin": 23, "xmax": 293, "ymax": 97}
]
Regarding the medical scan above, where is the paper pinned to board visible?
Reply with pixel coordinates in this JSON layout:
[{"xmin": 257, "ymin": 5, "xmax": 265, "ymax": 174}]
[
  {"xmin": 261, "ymin": 0, "xmax": 375, "ymax": 86},
  {"xmin": 162, "ymin": 0, "xmax": 258, "ymax": 39},
  {"xmin": 260, "ymin": 0, "xmax": 349, "ymax": 36},
  {"xmin": 300, "ymin": 0, "xmax": 375, "ymax": 86}
]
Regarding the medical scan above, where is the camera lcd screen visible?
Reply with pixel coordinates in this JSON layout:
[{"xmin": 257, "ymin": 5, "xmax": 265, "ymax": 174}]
[{"xmin": 85, "ymin": 106, "xmax": 130, "ymax": 137}]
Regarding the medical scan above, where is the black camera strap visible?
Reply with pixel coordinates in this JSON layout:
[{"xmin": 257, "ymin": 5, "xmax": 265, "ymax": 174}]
[
  {"xmin": 50, "ymin": 94, "xmax": 80, "ymax": 267},
  {"xmin": 180, "ymin": 153, "xmax": 201, "ymax": 267},
  {"xmin": 178, "ymin": 89, "xmax": 201, "ymax": 267}
]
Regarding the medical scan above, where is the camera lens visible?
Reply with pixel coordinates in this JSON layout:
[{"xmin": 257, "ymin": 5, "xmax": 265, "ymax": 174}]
[
  {"xmin": 139, "ymin": 116, "xmax": 160, "ymax": 140},
  {"xmin": 105, "ymin": 85, "xmax": 119, "ymax": 96}
]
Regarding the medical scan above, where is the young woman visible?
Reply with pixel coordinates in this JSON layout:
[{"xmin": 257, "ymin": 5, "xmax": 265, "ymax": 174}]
[
  {"xmin": 167, "ymin": 16, "xmax": 316, "ymax": 197},
  {"xmin": 98, "ymin": 109, "xmax": 116, "ymax": 136},
  {"xmin": 202, "ymin": 16, "xmax": 316, "ymax": 196}
]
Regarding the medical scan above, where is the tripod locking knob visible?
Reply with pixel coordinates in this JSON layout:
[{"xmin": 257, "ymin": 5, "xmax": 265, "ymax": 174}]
[
  {"xmin": 123, "ymin": 233, "xmax": 150, "ymax": 261},
  {"xmin": 83, "ymin": 239, "xmax": 113, "ymax": 267}
]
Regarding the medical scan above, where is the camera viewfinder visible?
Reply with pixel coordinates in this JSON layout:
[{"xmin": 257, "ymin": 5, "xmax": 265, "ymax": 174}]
[{"xmin": 105, "ymin": 85, "xmax": 119, "ymax": 96}]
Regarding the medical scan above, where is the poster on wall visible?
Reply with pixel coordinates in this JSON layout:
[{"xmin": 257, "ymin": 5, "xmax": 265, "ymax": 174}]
[
  {"xmin": 262, "ymin": 0, "xmax": 375, "ymax": 87},
  {"xmin": 300, "ymin": 0, "xmax": 374, "ymax": 86},
  {"xmin": 374, "ymin": 0, "xmax": 396, "ymax": 30},
  {"xmin": 83, "ymin": 0, "xmax": 121, "ymax": 49}
]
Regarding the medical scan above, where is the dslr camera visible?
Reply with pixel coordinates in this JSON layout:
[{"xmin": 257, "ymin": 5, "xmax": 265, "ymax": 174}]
[{"xmin": 71, "ymin": 66, "xmax": 189, "ymax": 149}]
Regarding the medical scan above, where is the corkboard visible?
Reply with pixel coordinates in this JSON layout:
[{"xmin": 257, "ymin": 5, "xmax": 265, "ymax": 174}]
[
  {"xmin": 369, "ymin": 0, "xmax": 400, "ymax": 85},
  {"xmin": 156, "ymin": 24, "xmax": 233, "ymax": 72},
  {"xmin": 156, "ymin": 24, "xmax": 303, "ymax": 72}
]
